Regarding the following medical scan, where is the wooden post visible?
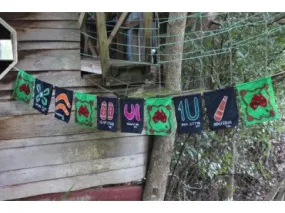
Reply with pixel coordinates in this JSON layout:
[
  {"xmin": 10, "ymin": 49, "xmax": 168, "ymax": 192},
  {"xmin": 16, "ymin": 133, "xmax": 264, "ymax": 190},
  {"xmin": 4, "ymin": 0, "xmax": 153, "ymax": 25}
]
[
  {"xmin": 142, "ymin": 13, "xmax": 153, "ymax": 62},
  {"xmin": 96, "ymin": 12, "xmax": 110, "ymax": 83},
  {"xmin": 142, "ymin": 13, "xmax": 187, "ymax": 201}
]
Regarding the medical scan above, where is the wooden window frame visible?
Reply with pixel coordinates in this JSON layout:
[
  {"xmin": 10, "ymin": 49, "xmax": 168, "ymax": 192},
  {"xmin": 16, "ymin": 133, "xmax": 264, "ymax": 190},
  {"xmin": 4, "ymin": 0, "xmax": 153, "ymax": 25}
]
[{"xmin": 0, "ymin": 18, "xmax": 18, "ymax": 81}]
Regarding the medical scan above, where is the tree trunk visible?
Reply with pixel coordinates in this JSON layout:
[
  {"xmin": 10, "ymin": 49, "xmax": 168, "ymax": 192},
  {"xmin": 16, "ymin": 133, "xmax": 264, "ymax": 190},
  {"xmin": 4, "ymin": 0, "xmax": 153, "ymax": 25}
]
[
  {"xmin": 223, "ymin": 136, "xmax": 235, "ymax": 201},
  {"xmin": 142, "ymin": 12, "xmax": 187, "ymax": 201}
]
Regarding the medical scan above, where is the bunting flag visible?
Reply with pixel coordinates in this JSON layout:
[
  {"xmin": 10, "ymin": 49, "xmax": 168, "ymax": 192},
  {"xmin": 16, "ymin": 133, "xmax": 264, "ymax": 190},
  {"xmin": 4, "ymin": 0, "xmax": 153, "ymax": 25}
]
[
  {"xmin": 74, "ymin": 92, "xmax": 96, "ymax": 128},
  {"xmin": 12, "ymin": 70, "xmax": 35, "ymax": 104},
  {"xmin": 204, "ymin": 87, "xmax": 239, "ymax": 130},
  {"xmin": 236, "ymin": 77, "xmax": 279, "ymax": 126},
  {"xmin": 97, "ymin": 96, "xmax": 118, "ymax": 132},
  {"xmin": 145, "ymin": 97, "xmax": 173, "ymax": 136},
  {"xmin": 32, "ymin": 79, "xmax": 53, "ymax": 115},
  {"xmin": 54, "ymin": 87, "xmax": 73, "ymax": 123},
  {"xmin": 120, "ymin": 98, "xmax": 144, "ymax": 134},
  {"xmin": 173, "ymin": 94, "xmax": 203, "ymax": 134}
]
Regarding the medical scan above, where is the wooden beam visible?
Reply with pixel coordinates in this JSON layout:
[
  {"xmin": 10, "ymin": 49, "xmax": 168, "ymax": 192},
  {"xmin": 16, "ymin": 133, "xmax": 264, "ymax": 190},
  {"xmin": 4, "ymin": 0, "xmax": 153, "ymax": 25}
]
[
  {"xmin": 142, "ymin": 13, "xmax": 153, "ymax": 62},
  {"xmin": 96, "ymin": 12, "xmax": 111, "ymax": 82},
  {"xmin": 1, "ymin": 166, "xmax": 146, "ymax": 200},
  {"xmin": 78, "ymin": 12, "xmax": 87, "ymax": 29},
  {"xmin": 107, "ymin": 12, "xmax": 129, "ymax": 46},
  {"xmin": 82, "ymin": 25, "xmax": 98, "ymax": 56}
]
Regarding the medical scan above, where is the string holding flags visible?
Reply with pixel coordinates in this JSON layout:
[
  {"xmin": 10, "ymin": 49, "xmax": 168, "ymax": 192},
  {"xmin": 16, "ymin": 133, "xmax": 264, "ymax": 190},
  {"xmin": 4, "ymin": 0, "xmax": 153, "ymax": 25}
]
[
  {"xmin": 236, "ymin": 76, "xmax": 280, "ymax": 126},
  {"xmin": 10, "ymin": 69, "xmax": 284, "ymax": 136}
]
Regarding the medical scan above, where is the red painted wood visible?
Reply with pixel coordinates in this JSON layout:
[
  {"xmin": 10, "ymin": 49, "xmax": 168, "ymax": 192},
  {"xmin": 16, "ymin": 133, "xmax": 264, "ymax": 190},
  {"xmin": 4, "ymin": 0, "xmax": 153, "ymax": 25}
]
[{"xmin": 15, "ymin": 185, "xmax": 142, "ymax": 201}]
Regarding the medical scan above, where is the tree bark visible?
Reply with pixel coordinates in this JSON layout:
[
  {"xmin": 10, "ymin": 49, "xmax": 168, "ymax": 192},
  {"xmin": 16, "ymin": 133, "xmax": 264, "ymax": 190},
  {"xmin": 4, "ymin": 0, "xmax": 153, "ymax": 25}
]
[
  {"xmin": 223, "ymin": 136, "xmax": 235, "ymax": 201},
  {"xmin": 142, "ymin": 12, "xmax": 187, "ymax": 201}
]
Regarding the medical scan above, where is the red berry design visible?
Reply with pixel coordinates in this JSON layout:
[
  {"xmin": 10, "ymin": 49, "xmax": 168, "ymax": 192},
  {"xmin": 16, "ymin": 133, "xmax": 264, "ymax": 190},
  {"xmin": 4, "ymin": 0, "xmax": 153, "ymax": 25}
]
[
  {"xmin": 166, "ymin": 105, "xmax": 171, "ymax": 110},
  {"xmin": 89, "ymin": 101, "xmax": 94, "ymax": 106},
  {"xmin": 240, "ymin": 90, "xmax": 246, "ymax": 96},
  {"xmin": 247, "ymin": 115, "xmax": 253, "ymax": 121},
  {"xmin": 270, "ymin": 110, "xmax": 275, "ymax": 117},
  {"xmin": 150, "ymin": 129, "xmax": 154, "ymax": 134},
  {"xmin": 264, "ymin": 84, "xmax": 269, "ymax": 90},
  {"xmin": 147, "ymin": 106, "xmax": 152, "ymax": 111}
]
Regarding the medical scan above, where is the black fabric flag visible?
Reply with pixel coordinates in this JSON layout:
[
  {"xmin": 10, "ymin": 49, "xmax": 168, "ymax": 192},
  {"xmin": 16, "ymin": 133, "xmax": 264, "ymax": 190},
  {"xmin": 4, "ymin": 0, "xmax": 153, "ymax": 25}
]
[
  {"xmin": 173, "ymin": 94, "xmax": 203, "ymax": 134},
  {"xmin": 97, "ymin": 96, "xmax": 118, "ymax": 132},
  {"xmin": 204, "ymin": 87, "xmax": 238, "ymax": 130},
  {"xmin": 33, "ymin": 79, "xmax": 53, "ymax": 115},
  {"xmin": 120, "ymin": 98, "xmax": 144, "ymax": 134},
  {"xmin": 54, "ymin": 86, "xmax": 73, "ymax": 123}
]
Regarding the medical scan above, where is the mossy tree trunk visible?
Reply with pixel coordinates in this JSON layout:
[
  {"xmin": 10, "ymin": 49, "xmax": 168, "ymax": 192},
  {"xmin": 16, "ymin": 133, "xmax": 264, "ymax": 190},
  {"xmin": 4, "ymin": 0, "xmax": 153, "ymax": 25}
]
[{"xmin": 142, "ymin": 12, "xmax": 187, "ymax": 201}]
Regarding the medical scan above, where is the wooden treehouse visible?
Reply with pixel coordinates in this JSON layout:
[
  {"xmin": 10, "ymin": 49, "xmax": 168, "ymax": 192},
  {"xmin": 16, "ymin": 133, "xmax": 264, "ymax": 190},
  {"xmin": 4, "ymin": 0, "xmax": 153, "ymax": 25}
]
[{"xmin": 0, "ymin": 12, "xmax": 159, "ymax": 201}]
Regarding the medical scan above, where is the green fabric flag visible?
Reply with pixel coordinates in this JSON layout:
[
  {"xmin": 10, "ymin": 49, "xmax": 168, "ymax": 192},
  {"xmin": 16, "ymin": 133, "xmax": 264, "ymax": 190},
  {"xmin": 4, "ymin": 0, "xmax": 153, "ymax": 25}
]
[
  {"xmin": 145, "ymin": 97, "xmax": 174, "ymax": 136},
  {"xmin": 236, "ymin": 76, "xmax": 279, "ymax": 126},
  {"xmin": 12, "ymin": 70, "xmax": 35, "ymax": 104},
  {"xmin": 74, "ymin": 92, "xmax": 96, "ymax": 128}
]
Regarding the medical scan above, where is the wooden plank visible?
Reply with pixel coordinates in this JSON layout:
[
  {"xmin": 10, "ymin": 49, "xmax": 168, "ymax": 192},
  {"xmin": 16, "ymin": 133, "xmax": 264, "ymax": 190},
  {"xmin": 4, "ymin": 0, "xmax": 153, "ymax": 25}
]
[
  {"xmin": 81, "ymin": 57, "xmax": 102, "ymax": 74},
  {"xmin": 0, "ymin": 71, "xmax": 100, "ymax": 91},
  {"xmin": 18, "ymin": 42, "xmax": 80, "ymax": 51},
  {"xmin": 0, "ymin": 13, "xmax": 79, "ymax": 21},
  {"xmin": 17, "ymin": 28, "xmax": 80, "ymax": 42},
  {"xmin": 142, "ymin": 13, "xmax": 153, "ymax": 62},
  {"xmin": 0, "ymin": 108, "xmax": 149, "ymax": 139},
  {"xmin": 78, "ymin": 13, "xmax": 87, "ymax": 29},
  {"xmin": 7, "ymin": 21, "xmax": 79, "ymax": 29},
  {"xmin": 0, "ymin": 130, "xmax": 147, "ymax": 150},
  {"xmin": 96, "ymin": 12, "xmax": 111, "ymax": 81},
  {"xmin": 15, "ymin": 50, "xmax": 80, "ymax": 71},
  {"xmin": 0, "ymin": 153, "xmax": 147, "ymax": 185},
  {"xmin": 0, "ymin": 113, "xmax": 93, "ymax": 139},
  {"xmin": 0, "ymin": 136, "xmax": 149, "ymax": 171},
  {"xmin": 0, "ymin": 166, "xmax": 146, "ymax": 200},
  {"xmin": 16, "ymin": 185, "xmax": 142, "ymax": 201},
  {"xmin": 107, "ymin": 12, "xmax": 129, "ymax": 45}
]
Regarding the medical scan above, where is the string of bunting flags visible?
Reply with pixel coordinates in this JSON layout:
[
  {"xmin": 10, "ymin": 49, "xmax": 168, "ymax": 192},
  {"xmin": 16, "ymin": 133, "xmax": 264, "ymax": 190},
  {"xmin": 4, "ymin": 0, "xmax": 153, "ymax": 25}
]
[{"xmin": 12, "ymin": 69, "xmax": 281, "ymax": 136}]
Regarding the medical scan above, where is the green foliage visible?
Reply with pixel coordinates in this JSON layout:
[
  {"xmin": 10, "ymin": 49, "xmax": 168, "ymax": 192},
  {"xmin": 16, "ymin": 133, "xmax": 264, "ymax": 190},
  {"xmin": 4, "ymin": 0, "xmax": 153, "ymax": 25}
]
[{"xmin": 168, "ymin": 12, "xmax": 285, "ymax": 201}]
